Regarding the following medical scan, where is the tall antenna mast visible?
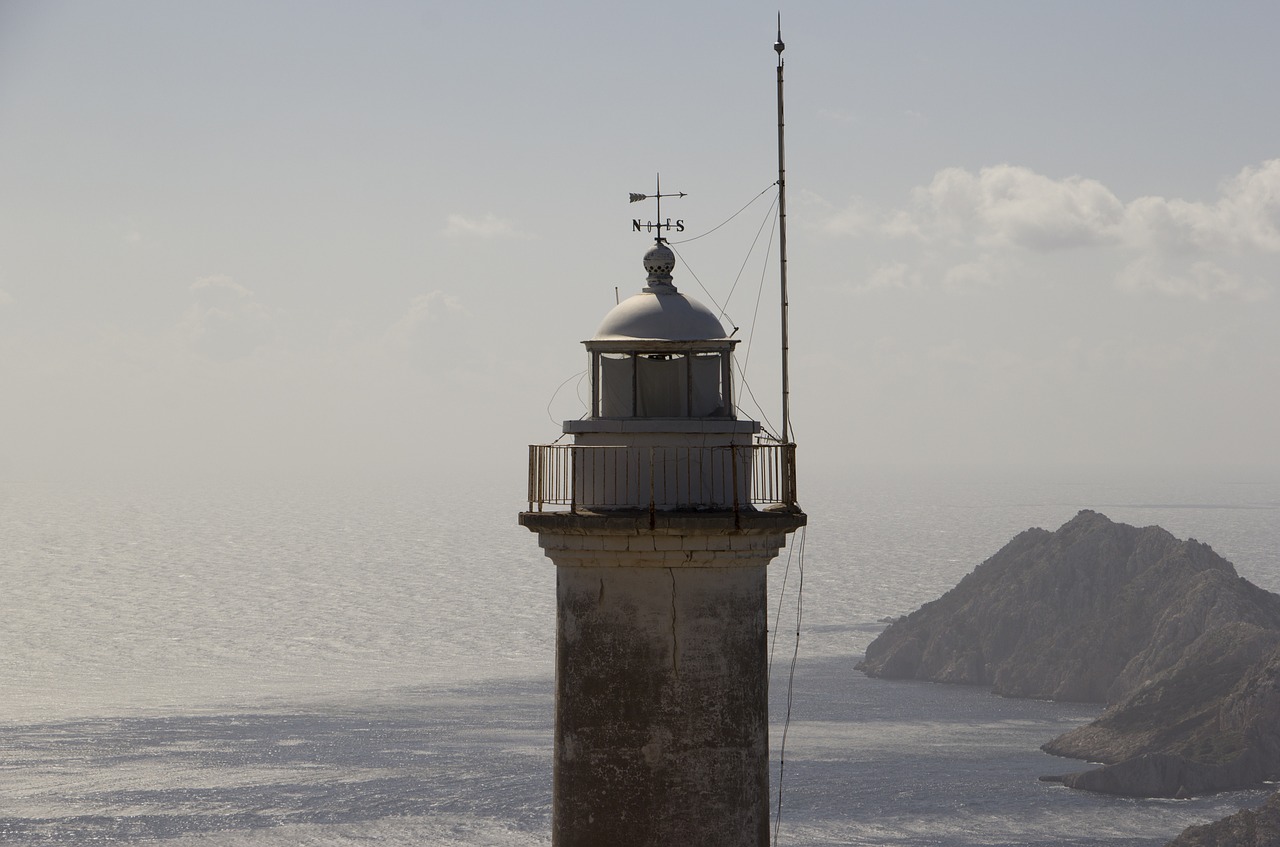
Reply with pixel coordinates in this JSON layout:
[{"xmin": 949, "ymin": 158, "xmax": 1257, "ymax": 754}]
[{"xmin": 775, "ymin": 15, "xmax": 792, "ymax": 444}]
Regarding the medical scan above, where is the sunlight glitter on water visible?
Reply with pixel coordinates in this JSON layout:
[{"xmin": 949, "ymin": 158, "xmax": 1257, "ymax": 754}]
[{"xmin": 1, "ymin": 470, "xmax": 1277, "ymax": 844}]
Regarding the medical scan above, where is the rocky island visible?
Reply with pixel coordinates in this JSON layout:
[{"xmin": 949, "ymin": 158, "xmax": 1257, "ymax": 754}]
[{"xmin": 857, "ymin": 510, "xmax": 1280, "ymax": 841}]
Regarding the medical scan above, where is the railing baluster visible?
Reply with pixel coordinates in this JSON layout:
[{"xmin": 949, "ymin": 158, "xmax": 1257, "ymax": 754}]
[
  {"xmin": 772, "ymin": 445, "xmax": 778, "ymax": 502},
  {"xmin": 730, "ymin": 444, "xmax": 739, "ymax": 515}
]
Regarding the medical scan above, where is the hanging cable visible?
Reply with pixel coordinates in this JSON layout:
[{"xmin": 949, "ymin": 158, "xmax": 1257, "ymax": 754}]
[
  {"xmin": 768, "ymin": 529, "xmax": 798, "ymax": 676},
  {"xmin": 650, "ymin": 182, "xmax": 791, "ymax": 444},
  {"xmin": 734, "ymin": 358, "xmax": 780, "ymax": 442},
  {"xmin": 772, "ymin": 525, "xmax": 806, "ymax": 847},
  {"xmin": 668, "ymin": 246, "xmax": 728, "ymax": 320},
  {"xmin": 667, "ymin": 184, "xmax": 780, "ymax": 333},
  {"xmin": 718, "ymin": 191, "xmax": 781, "ymax": 323},
  {"xmin": 545, "ymin": 369, "xmax": 587, "ymax": 427},
  {"xmin": 669, "ymin": 182, "xmax": 777, "ymax": 245},
  {"xmin": 740, "ymin": 205, "xmax": 780, "ymax": 379},
  {"xmin": 572, "ymin": 368, "xmax": 589, "ymax": 412}
]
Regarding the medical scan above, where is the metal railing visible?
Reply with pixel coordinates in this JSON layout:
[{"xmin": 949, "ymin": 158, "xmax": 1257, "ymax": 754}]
[{"xmin": 527, "ymin": 443, "xmax": 797, "ymax": 512}]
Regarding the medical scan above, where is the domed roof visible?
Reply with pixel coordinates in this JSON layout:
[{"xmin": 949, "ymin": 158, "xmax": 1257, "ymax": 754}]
[
  {"xmin": 592, "ymin": 242, "xmax": 728, "ymax": 341},
  {"xmin": 593, "ymin": 290, "xmax": 727, "ymax": 341}
]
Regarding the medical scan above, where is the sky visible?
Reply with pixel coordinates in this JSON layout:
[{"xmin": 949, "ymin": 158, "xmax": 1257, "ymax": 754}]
[{"xmin": 1, "ymin": 0, "xmax": 1278, "ymax": 485}]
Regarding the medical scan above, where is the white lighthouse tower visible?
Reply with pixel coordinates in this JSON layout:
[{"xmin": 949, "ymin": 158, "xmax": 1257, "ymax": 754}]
[{"xmin": 520, "ymin": 234, "xmax": 806, "ymax": 846}]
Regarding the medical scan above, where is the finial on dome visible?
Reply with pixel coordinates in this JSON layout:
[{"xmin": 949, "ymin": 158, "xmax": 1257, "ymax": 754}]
[{"xmin": 643, "ymin": 242, "xmax": 677, "ymax": 292}]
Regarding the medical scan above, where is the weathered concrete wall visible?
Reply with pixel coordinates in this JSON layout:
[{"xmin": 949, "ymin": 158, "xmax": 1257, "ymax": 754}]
[{"xmin": 554, "ymin": 561, "xmax": 769, "ymax": 847}]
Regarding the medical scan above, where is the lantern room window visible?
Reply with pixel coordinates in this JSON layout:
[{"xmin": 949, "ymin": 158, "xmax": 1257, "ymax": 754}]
[{"xmin": 591, "ymin": 348, "xmax": 734, "ymax": 419}]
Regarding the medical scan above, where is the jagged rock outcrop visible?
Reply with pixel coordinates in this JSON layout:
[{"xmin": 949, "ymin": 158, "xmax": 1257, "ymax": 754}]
[
  {"xmin": 1044, "ymin": 625, "xmax": 1280, "ymax": 791},
  {"xmin": 858, "ymin": 510, "xmax": 1280, "ymax": 798},
  {"xmin": 1165, "ymin": 790, "xmax": 1280, "ymax": 846},
  {"xmin": 859, "ymin": 510, "xmax": 1280, "ymax": 704},
  {"xmin": 1046, "ymin": 576, "xmax": 1280, "ymax": 798}
]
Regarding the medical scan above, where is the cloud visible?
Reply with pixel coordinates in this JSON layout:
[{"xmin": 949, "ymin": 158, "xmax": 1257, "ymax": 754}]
[
  {"xmin": 857, "ymin": 261, "xmax": 922, "ymax": 292},
  {"xmin": 190, "ymin": 274, "xmax": 256, "ymax": 300},
  {"xmin": 822, "ymin": 199, "xmax": 874, "ymax": 236},
  {"xmin": 1122, "ymin": 159, "xmax": 1280, "ymax": 253},
  {"xmin": 827, "ymin": 159, "xmax": 1280, "ymax": 299},
  {"xmin": 0, "ymin": 288, "xmax": 11, "ymax": 307},
  {"xmin": 1117, "ymin": 256, "xmax": 1267, "ymax": 302},
  {"xmin": 386, "ymin": 291, "xmax": 468, "ymax": 351},
  {"xmin": 941, "ymin": 256, "xmax": 1002, "ymax": 290},
  {"xmin": 906, "ymin": 165, "xmax": 1126, "ymax": 251},
  {"xmin": 179, "ymin": 275, "xmax": 274, "ymax": 359},
  {"xmin": 832, "ymin": 160, "xmax": 1280, "ymax": 255},
  {"xmin": 442, "ymin": 213, "xmax": 531, "ymax": 240}
]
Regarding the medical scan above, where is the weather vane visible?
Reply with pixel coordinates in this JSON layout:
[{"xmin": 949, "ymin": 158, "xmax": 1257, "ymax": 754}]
[{"xmin": 629, "ymin": 173, "xmax": 686, "ymax": 242}]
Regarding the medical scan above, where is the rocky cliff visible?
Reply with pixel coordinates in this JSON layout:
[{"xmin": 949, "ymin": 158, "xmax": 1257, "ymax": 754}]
[
  {"xmin": 1166, "ymin": 790, "xmax": 1280, "ymax": 846},
  {"xmin": 1045, "ymin": 625, "xmax": 1280, "ymax": 797},
  {"xmin": 858, "ymin": 510, "xmax": 1280, "ymax": 799}
]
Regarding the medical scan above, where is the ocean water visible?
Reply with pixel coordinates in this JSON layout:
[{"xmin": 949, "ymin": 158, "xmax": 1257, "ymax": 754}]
[{"xmin": 2, "ymin": 467, "xmax": 1277, "ymax": 845}]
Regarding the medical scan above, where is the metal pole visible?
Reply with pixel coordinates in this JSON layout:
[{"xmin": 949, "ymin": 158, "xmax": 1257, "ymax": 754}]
[{"xmin": 775, "ymin": 18, "xmax": 791, "ymax": 444}]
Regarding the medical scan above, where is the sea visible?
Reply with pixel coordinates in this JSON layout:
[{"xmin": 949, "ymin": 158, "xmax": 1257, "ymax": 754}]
[{"xmin": 2, "ymin": 466, "xmax": 1278, "ymax": 846}]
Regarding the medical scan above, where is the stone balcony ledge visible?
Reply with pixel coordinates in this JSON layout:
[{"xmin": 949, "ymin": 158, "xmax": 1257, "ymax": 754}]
[{"xmin": 518, "ymin": 506, "xmax": 806, "ymax": 536}]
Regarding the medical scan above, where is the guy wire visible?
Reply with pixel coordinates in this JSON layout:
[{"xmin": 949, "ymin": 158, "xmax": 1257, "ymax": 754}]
[
  {"xmin": 772, "ymin": 524, "xmax": 806, "ymax": 847},
  {"xmin": 669, "ymin": 182, "xmax": 776, "ymax": 245}
]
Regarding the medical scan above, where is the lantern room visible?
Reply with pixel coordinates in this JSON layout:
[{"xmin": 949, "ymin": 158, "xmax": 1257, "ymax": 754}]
[{"xmin": 585, "ymin": 242, "xmax": 736, "ymax": 420}]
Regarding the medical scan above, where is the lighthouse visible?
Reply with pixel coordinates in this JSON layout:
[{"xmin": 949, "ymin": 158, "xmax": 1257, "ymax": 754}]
[{"xmin": 519, "ymin": 234, "xmax": 806, "ymax": 846}]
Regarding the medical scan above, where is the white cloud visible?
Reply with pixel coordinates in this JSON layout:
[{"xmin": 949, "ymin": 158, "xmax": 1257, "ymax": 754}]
[
  {"xmin": 179, "ymin": 275, "xmax": 274, "ymax": 359},
  {"xmin": 858, "ymin": 261, "xmax": 921, "ymax": 292},
  {"xmin": 1116, "ymin": 256, "xmax": 1267, "ymax": 302},
  {"xmin": 941, "ymin": 256, "xmax": 1002, "ymax": 290},
  {"xmin": 442, "ymin": 213, "xmax": 531, "ymax": 240},
  {"xmin": 880, "ymin": 209, "xmax": 924, "ymax": 240},
  {"xmin": 833, "ymin": 160, "xmax": 1280, "ymax": 254},
  {"xmin": 822, "ymin": 200, "xmax": 874, "ymax": 236},
  {"xmin": 386, "ymin": 291, "xmax": 468, "ymax": 351},
  {"xmin": 191, "ymin": 274, "xmax": 255, "ymax": 300},
  {"xmin": 1122, "ymin": 159, "xmax": 1280, "ymax": 253},
  {"xmin": 907, "ymin": 165, "xmax": 1126, "ymax": 250},
  {"xmin": 827, "ymin": 159, "xmax": 1280, "ymax": 300}
]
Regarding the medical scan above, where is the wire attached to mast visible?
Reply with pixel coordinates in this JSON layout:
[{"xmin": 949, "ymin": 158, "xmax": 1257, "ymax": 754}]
[{"xmin": 669, "ymin": 182, "xmax": 775, "ymax": 245}]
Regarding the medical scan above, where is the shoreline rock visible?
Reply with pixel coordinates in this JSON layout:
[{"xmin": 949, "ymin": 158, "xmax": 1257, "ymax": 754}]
[{"xmin": 1165, "ymin": 789, "xmax": 1280, "ymax": 845}]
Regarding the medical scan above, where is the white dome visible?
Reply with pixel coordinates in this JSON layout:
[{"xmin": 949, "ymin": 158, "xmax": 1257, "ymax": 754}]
[
  {"xmin": 593, "ymin": 291, "xmax": 727, "ymax": 341},
  {"xmin": 591, "ymin": 243, "xmax": 728, "ymax": 341}
]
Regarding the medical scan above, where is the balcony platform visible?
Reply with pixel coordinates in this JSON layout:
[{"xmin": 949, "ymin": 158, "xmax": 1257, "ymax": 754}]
[
  {"xmin": 563, "ymin": 419, "xmax": 761, "ymax": 435},
  {"xmin": 518, "ymin": 506, "xmax": 806, "ymax": 536}
]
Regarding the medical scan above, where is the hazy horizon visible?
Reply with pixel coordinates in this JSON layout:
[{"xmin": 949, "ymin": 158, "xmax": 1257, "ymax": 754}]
[{"xmin": 3, "ymin": 1, "xmax": 1278, "ymax": 483}]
